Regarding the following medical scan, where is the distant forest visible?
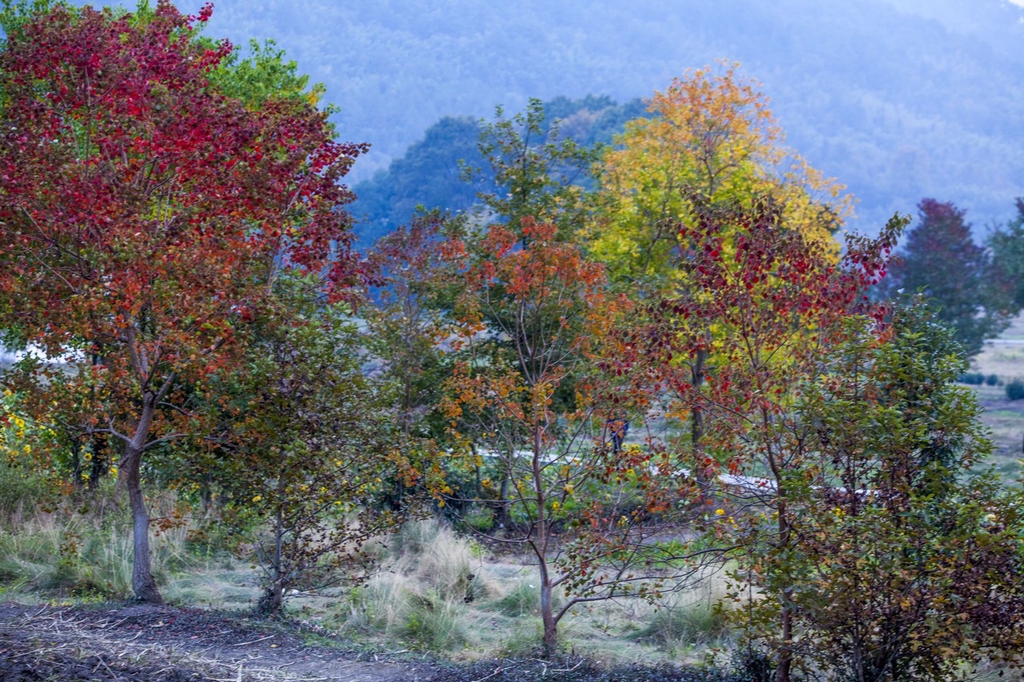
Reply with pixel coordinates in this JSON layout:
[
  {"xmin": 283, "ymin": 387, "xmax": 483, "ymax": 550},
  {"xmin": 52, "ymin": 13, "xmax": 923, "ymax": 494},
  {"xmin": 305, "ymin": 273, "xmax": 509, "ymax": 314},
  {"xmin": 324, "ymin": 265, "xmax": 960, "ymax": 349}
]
[
  {"xmin": 165, "ymin": 0, "xmax": 1024, "ymax": 239},
  {"xmin": 349, "ymin": 96, "xmax": 648, "ymax": 246}
]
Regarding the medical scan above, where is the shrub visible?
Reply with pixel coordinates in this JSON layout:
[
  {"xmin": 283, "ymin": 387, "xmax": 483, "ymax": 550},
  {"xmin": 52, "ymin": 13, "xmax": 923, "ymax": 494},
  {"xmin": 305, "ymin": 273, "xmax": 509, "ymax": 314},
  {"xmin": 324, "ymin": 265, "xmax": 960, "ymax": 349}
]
[
  {"xmin": 958, "ymin": 372, "xmax": 985, "ymax": 385},
  {"xmin": 402, "ymin": 589, "xmax": 467, "ymax": 650},
  {"xmin": 0, "ymin": 462, "xmax": 54, "ymax": 526},
  {"xmin": 986, "ymin": 374, "xmax": 1001, "ymax": 386},
  {"xmin": 493, "ymin": 578, "xmax": 541, "ymax": 617},
  {"xmin": 1007, "ymin": 379, "xmax": 1024, "ymax": 401},
  {"xmin": 636, "ymin": 600, "xmax": 729, "ymax": 649}
]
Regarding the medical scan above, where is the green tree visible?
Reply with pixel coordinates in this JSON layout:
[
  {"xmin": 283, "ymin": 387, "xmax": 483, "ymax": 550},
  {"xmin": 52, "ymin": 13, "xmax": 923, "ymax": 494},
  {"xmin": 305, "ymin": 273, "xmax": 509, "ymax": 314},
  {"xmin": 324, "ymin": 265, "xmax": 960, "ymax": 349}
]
[
  {"xmin": 220, "ymin": 298, "xmax": 405, "ymax": 617},
  {"xmin": 988, "ymin": 197, "xmax": 1024, "ymax": 316},
  {"xmin": 473, "ymin": 98, "xmax": 600, "ymax": 241},
  {"xmin": 750, "ymin": 304, "xmax": 1024, "ymax": 681}
]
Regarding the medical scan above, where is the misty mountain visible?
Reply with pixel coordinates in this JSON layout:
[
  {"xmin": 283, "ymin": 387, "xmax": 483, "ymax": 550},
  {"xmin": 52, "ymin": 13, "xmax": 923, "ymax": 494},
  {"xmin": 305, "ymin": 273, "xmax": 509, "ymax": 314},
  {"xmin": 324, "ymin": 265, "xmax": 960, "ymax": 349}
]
[{"xmin": 72, "ymin": 0, "xmax": 1024, "ymax": 237}]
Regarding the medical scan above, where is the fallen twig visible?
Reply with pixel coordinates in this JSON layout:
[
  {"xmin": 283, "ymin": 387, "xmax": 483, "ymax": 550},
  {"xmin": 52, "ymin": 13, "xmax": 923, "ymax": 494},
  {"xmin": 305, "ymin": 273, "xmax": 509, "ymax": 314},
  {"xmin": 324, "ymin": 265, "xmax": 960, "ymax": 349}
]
[{"xmin": 232, "ymin": 634, "xmax": 276, "ymax": 647}]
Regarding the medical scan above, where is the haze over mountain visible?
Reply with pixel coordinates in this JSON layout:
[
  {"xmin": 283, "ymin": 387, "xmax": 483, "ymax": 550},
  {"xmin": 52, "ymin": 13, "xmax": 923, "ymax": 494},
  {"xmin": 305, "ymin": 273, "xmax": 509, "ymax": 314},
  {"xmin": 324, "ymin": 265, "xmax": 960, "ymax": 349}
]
[{"xmin": 73, "ymin": 0, "xmax": 1024, "ymax": 238}]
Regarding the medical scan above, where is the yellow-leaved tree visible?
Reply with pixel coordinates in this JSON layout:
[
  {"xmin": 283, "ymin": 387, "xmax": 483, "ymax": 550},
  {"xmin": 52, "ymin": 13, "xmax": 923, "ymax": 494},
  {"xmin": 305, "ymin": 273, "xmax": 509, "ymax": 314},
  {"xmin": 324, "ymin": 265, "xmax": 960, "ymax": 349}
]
[
  {"xmin": 584, "ymin": 66, "xmax": 852, "ymax": 489},
  {"xmin": 587, "ymin": 64, "xmax": 847, "ymax": 290}
]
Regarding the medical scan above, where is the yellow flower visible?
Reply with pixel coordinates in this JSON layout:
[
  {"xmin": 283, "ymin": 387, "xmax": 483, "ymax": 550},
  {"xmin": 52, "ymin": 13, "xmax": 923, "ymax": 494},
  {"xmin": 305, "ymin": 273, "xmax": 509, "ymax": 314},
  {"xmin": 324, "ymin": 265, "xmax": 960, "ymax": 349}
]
[
  {"xmin": 252, "ymin": 495, "xmax": 262, "ymax": 503},
  {"xmin": 715, "ymin": 508, "xmax": 725, "ymax": 516},
  {"xmin": 109, "ymin": 466, "xmax": 118, "ymax": 476},
  {"xmin": 22, "ymin": 444, "xmax": 30, "ymax": 454}
]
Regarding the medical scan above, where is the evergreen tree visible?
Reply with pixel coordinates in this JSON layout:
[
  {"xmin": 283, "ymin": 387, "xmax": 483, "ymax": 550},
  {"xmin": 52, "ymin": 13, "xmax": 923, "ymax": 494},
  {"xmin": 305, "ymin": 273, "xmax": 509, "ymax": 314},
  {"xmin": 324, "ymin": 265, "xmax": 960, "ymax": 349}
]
[{"xmin": 988, "ymin": 198, "xmax": 1024, "ymax": 315}]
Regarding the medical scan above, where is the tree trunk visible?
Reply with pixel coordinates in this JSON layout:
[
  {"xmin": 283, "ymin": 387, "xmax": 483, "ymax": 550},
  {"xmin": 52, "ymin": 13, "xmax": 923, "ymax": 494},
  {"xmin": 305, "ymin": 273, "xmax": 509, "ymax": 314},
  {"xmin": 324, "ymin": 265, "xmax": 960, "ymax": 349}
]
[
  {"xmin": 532, "ymin": 426, "xmax": 558, "ymax": 658},
  {"xmin": 777, "ymin": 600, "xmax": 793, "ymax": 682},
  {"xmin": 70, "ymin": 437, "xmax": 84, "ymax": 488},
  {"xmin": 539, "ymin": 575, "xmax": 558, "ymax": 658},
  {"xmin": 691, "ymin": 348, "xmax": 707, "ymax": 487},
  {"xmin": 124, "ymin": 442, "xmax": 162, "ymax": 603},
  {"xmin": 122, "ymin": 392, "xmax": 163, "ymax": 604},
  {"xmin": 497, "ymin": 473, "xmax": 511, "ymax": 530},
  {"xmin": 87, "ymin": 433, "xmax": 108, "ymax": 491},
  {"xmin": 258, "ymin": 465, "xmax": 288, "ymax": 617},
  {"xmin": 775, "ymin": 499, "xmax": 793, "ymax": 682}
]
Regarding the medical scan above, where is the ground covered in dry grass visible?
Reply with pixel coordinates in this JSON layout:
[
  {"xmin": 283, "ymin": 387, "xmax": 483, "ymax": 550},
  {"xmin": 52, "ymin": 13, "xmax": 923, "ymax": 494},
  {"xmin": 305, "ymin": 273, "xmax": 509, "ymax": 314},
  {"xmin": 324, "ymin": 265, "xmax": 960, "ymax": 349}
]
[
  {"xmin": 0, "ymin": 601, "xmax": 738, "ymax": 682},
  {"xmin": 969, "ymin": 315, "xmax": 1024, "ymax": 478},
  {"xmin": 0, "ymin": 602, "xmax": 425, "ymax": 681}
]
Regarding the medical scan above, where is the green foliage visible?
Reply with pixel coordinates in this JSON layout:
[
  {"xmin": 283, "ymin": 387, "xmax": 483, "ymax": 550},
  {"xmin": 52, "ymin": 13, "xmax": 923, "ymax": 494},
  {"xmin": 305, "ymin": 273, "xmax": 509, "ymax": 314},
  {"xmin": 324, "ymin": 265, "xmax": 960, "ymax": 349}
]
[
  {"xmin": 740, "ymin": 304, "xmax": 1024, "ymax": 680},
  {"xmin": 988, "ymin": 198, "xmax": 1024, "ymax": 315},
  {"xmin": 474, "ymin": 98, "xmax": 599, "ymax": 240},
  {"xmin": 1006, "ymin": 379, "xmax": 1024, "ymax": 401},
  {"xmin": 198, "ymin": 291, "xmax": 406, "ymax": 617},
  {"xmin": 208, "ymin": 38, "xmax": 332, "ymax": 112}
]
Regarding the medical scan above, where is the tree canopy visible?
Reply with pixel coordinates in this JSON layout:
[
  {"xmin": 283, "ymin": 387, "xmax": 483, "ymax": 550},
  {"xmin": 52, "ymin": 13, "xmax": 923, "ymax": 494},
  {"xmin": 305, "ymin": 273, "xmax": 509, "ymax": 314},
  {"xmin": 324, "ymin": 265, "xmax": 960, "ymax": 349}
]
[
  {"xmin": 0, "ymin": 1, "xmax": 365, "ymax": 603},
  {"xmin": 881, "ymin": 198, "xmax": 1010, "ymax": 356}
]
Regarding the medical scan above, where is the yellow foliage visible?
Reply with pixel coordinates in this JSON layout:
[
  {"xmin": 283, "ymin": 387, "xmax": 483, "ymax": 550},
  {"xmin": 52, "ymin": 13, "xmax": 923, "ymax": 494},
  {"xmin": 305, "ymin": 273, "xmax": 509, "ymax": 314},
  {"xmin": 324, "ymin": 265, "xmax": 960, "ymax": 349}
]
[{"xmin": 586, "ymin": 63, "xmax": 847, "ymax": 289}]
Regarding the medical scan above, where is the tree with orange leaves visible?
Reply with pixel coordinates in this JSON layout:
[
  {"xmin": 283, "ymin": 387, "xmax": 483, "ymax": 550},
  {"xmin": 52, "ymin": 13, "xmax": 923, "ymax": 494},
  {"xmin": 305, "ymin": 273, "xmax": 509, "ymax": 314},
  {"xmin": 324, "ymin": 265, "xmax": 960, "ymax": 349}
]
[{"xmin": 441, "ymin": 218, "xmax": 728, "ymax": 656}]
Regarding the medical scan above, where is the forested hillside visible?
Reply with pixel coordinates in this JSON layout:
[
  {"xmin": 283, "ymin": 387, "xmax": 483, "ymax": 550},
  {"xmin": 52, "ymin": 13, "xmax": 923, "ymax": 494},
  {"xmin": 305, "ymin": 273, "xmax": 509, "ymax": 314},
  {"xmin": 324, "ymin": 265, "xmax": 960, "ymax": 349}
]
[
  {"xmin": 350, "ymin": 96, "xmax": 648, "ymax": 244},
  {"xmin": 87, "ymin": 0, "xmax": 1024, "ymax": 238}
]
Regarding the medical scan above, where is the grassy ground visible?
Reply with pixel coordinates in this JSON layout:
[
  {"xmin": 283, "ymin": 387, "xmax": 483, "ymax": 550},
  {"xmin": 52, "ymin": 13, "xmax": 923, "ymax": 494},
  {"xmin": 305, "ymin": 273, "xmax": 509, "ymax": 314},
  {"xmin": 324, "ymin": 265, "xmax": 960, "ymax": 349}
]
[
  {"xmin": 969, "ymin": 315, "xmax": 1024, "ymax": 479},
  {"xmin": 0, "ymin": 489, "xmax": 734, "ymax": 669}
]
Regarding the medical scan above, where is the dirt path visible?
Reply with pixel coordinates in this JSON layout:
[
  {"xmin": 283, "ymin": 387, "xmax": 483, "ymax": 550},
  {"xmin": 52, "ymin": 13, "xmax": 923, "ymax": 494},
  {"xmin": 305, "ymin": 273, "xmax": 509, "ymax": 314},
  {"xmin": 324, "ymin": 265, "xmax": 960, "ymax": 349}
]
[{"xmin": 0, "ymin": 602, "xmax": 434, "ymax": 681}]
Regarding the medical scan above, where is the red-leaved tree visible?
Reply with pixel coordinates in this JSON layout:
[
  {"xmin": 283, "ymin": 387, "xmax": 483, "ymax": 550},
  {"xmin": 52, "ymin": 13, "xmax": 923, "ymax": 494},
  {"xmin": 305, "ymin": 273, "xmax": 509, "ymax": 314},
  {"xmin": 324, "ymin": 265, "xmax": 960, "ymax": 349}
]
[
  {"xmin": 0, "ymin": 3, "xmax": 366, "ymax": 603},
  {"xmin": 630, "ymin": 192, "xmax": 901, "ymax": 681}
]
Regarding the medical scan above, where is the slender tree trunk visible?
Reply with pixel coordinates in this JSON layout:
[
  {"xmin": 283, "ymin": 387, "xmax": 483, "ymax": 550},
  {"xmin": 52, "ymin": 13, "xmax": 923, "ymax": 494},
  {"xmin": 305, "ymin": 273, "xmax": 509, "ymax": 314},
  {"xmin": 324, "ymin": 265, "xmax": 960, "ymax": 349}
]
[
  {"xmin": 87, "ymin": 433, "xmax": 108, "ymax": 491},
  {"xmin": 775, "ymin": 499, "xmax": 792, "ymax": 682},
  {"xmin": 777, "ymin": 600, "xmax": 793, "ymax": 682},
  {"xmin": 70, "ymin": 437, "xmax": 84, "ymax": 489},
  {"xmin": 124, "ymin": 395, "xmax": 162, "ymax": 604},
  {"xmin": 531, "ymin": 426, "xmax": 558, "ymax": 658},
  {"xmin": 124, "ymin": 443, "xmax": 162, "ymax": 603},
  {"xmin": 497, "ymin": 472, "xmax": 511, "ymax": 530},
  {"xmin": 690, "ymin": 349, "xmax": 708, "ymax": 491},
  {"xmin": 259, "ymin": 501, "xmax": 286, "ymax": 616},
  {"xmin": 539, "ymin": 569, "xmax": 558, "ymax": 658}
]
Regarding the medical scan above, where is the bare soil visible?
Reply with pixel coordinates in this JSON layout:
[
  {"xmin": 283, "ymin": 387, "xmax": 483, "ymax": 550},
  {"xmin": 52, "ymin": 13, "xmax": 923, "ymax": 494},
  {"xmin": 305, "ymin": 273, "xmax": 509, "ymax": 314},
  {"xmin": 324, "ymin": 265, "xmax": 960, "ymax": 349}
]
[{"xmin": 0, "ymin": 602, "xmax": 431, "ymax": 681}]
